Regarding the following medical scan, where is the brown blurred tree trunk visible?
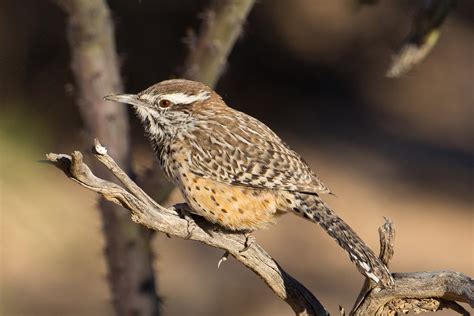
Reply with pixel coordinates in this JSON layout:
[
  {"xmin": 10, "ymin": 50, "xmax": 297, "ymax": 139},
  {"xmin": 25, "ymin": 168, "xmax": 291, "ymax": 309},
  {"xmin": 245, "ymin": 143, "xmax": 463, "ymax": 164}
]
[{"xmin": 54, "ymin": 0, "xmax": 160, "ymax": 315}]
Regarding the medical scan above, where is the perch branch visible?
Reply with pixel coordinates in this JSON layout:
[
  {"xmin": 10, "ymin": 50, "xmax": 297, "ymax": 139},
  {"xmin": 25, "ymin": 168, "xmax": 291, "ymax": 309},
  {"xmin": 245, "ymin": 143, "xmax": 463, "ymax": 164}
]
[
  {"xmin": 183, "ymin": 0, "xmax": 256, "ymax": 86},
  {"xmin": 46, "ymin": 142, "xmax": 329, "ymax": 316},
  {"xmin": 46, "ymin": 141, "xmax": 473, "ymax": 315},
  {"xmin": 53, "ymin": 0, "xmax": 160, "ymax": 314}
]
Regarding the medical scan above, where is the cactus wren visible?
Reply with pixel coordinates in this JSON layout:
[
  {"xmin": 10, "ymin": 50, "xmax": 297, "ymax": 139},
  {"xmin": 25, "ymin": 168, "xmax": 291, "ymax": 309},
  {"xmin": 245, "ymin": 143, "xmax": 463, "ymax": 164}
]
[{"xmin": 105, "ymin": 79, "xmax": 394, "ymax": 288}]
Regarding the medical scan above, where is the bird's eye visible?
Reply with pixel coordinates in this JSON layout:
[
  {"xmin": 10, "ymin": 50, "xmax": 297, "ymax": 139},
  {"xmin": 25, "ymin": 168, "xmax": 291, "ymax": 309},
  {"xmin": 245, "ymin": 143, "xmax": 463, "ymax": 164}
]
[{"xmin": 158, "ymin": 99, "xmax": 172, "ymax": 109}]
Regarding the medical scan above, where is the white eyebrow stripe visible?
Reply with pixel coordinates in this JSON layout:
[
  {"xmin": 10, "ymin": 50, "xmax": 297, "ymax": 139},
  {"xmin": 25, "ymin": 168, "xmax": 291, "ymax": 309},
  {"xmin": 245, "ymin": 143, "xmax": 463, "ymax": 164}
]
[
  {"xmin": 140, "ymin": 94, "xmax": 158, "ymax": 103},
  {"xmin": 160, "ymin": 91, "xmax": 210, "ymax": 104}
]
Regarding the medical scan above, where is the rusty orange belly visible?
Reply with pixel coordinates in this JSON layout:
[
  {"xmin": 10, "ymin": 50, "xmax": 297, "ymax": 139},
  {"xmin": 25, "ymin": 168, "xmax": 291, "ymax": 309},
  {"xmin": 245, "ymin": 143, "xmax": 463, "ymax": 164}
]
[{"xmin": 178, "ymin": 175, "xmax": 281, "ymax": 231}]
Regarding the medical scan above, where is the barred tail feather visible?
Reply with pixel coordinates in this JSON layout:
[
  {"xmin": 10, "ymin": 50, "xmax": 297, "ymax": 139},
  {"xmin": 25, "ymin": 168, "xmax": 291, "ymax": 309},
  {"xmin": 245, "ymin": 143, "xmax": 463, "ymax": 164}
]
[{"xmin": 293, "ymin": 193, "xmax": 394, "ymax": 288}]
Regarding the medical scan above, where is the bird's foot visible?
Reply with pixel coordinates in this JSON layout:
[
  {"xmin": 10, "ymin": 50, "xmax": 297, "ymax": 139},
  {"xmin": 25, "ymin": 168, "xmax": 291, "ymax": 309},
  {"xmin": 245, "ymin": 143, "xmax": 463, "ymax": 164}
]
[
  {"xmin": 175, "ymin": 204, "xmax": 198, "ymax": 239},
  {"xmin": 217, "ymin": 251, "xmax": 230, "ymax": 269}
]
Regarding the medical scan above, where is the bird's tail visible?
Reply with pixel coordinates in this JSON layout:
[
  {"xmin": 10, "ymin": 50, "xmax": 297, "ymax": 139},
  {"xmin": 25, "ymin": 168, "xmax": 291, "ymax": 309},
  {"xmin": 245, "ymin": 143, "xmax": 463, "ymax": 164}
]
[{"xmin": 293, "ymin": 193, "xmax": 394, "ymax": 288}]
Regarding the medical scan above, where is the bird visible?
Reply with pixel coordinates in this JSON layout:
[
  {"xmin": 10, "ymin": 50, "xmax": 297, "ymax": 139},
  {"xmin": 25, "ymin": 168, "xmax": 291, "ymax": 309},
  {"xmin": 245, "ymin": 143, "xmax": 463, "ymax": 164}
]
[{"xmin": 105, "ymin": 79, "xmax": 394, "ymax": 288}]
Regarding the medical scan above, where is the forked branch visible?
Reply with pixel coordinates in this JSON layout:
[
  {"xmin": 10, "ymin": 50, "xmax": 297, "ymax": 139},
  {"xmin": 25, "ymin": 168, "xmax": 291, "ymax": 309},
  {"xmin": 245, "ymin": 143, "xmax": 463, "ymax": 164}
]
[
  {"xmin": 46, "ymin": 140, "xmax": 329, "ymax": 316},
  {"xmin": 46, "ymin": 140, "xmax": 473, "ymax": 316}
]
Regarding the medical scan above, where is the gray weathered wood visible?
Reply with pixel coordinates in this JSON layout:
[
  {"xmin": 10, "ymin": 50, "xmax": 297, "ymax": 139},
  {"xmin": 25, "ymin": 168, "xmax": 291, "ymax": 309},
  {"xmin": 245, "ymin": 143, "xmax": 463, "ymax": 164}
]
[
  {"xmin": 46, "ymin": 141, "xmax": 473, "ymax": 315},
  {"xmin": 46, "ymin": 142, "xmax": 329, "ymax": 316}
]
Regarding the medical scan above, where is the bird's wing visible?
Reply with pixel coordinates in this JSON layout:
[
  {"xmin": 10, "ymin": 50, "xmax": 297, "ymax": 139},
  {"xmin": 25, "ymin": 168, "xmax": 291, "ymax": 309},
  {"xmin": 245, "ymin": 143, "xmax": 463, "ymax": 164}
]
[{"xmin": 187, "ymin": 109, "xmax": 331, "ymax": 195}]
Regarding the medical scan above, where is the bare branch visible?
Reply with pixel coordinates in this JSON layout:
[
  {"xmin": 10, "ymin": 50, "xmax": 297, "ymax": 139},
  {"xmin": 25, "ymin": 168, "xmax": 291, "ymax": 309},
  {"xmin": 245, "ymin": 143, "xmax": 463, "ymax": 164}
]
[
  {"xmin": 183, "ymin": 0, "xmax": 256, "ymax": 86},
  {"xmin": 46, "ymin": 146, "xmax": 329, "ymax": 316},
  {"xmin": 46, "ymin": 141, "xmax": 473, "ymax": 315}
]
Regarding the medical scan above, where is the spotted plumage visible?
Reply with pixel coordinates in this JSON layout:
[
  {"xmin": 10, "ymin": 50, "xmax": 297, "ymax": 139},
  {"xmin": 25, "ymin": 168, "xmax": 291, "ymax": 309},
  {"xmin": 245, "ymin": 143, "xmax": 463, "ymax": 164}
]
[{"xmin": 105, "ymin": 79, "xmax": 394, "ymax": 288}]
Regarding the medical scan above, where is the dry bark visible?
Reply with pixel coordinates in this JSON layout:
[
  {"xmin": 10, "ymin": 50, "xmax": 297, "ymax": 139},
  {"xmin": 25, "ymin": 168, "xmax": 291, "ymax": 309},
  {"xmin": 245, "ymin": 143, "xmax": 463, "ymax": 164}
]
[
  {"xmin": 46, "ymin": 142, "xmax": 329, "ymax": 316},
  {"xmin": 46, "ymin": 141, "xmax": 473, "ymax": 315}
]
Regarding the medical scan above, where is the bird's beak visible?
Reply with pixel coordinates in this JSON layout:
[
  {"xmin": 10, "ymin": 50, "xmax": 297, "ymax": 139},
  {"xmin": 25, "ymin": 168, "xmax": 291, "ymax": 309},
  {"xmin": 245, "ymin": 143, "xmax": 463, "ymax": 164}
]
[{"xmin": 104, "ymin": 94, "xmax": 148, "ymax": 107}]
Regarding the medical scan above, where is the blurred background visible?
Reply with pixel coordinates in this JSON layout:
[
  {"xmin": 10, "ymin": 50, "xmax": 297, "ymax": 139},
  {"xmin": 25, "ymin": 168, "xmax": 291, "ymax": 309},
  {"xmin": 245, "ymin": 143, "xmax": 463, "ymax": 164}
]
[{"xmin": 0, "ymin": 0, "xmax": 472, "ymax": 315}]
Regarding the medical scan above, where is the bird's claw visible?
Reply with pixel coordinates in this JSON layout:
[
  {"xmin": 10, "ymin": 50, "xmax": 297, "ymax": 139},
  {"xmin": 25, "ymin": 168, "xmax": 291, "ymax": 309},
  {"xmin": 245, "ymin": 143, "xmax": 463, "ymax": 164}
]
[
  {"xmin": 217, "ymin": 251, "xmax": 230, "ymax": 269},
  {"xmin": 175, "ymin": 204, "xmax": 197, "ymax": 239}
]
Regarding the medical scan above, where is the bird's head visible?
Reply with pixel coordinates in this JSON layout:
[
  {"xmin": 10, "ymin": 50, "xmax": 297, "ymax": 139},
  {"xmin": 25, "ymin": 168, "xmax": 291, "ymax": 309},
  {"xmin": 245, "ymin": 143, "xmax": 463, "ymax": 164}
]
[{"xmin": 105, "ymin": 79, "xmax": 222, "ymax": 141}]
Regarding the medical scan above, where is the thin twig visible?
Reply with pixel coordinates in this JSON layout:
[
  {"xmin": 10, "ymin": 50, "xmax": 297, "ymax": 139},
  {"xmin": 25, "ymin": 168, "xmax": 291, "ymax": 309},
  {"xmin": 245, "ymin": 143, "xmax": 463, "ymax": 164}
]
[{"xmin": 92, "ymin": 139, "xmax": 162, "ymax": 210}]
